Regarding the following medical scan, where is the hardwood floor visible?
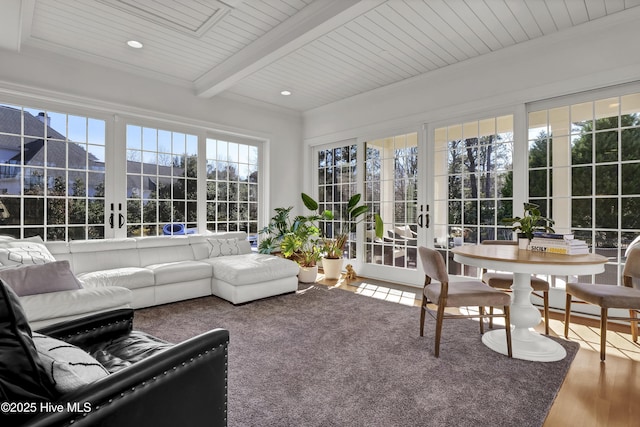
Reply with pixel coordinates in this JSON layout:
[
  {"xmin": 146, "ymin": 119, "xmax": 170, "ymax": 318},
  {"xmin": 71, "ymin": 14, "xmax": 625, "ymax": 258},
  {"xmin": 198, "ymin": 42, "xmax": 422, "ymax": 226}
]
[{"xmin": 315, "ymin": 274, "xmax": 640, "ymax": 427}]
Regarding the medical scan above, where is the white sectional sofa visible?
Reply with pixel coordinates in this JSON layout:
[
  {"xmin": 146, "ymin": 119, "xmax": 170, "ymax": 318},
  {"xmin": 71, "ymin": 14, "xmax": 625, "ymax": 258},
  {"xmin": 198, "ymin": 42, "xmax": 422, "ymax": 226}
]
[{"xmin": 2, "ymin": 232, "xmax": 299, "ymax": 328}]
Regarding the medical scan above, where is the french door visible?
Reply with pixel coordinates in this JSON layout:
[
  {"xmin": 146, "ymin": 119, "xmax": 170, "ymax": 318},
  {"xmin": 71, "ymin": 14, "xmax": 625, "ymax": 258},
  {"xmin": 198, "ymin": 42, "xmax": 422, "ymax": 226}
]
[
  {"xmin": 313, "ymin": 131, "xmax": 427, "ymax": 285},
  {"xmin": 312, "ymin": 114, "xmax": 515, "ymax": 286},
  {"xmin": 431, "ymin": 115, "xmax": 516, "ymax": 277}
]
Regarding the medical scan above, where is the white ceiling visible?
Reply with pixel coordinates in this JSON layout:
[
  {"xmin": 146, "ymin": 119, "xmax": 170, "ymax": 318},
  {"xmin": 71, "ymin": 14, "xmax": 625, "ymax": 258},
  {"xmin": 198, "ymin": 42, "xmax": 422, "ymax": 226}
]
[{"xmin": 4, "ymin": 0, "xmax": 640, "ymax": 112}]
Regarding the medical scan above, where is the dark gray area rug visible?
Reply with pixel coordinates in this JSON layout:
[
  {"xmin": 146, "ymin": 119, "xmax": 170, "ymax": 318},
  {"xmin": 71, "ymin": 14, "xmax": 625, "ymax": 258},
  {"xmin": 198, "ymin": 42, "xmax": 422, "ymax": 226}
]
[{"xmin": 134, "ymin": 285, "xmax": 578, "ymax": 427}]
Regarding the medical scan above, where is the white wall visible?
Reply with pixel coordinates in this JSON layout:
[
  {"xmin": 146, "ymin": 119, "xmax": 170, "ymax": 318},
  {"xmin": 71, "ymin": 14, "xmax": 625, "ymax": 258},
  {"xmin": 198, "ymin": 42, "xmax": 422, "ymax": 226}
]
[
  {"xmin": 0, "ymin": 45, "xmax": 304, "ymax": 216},
  {"xmin": 303, "ymin": 6, "xmax": 640, "ymax": 144}
]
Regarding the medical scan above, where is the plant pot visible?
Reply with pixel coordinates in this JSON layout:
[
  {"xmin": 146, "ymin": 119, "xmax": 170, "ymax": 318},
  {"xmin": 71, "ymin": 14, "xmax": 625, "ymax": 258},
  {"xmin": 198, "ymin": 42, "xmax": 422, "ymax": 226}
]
[
  {"xmin": 518, "ymin": 235, "xmax": 530, "ymax": 250},
  {"xmin": 298, "ymin": 265, "xmax": 318, "ymax": 283},
  {"xmin": 322, "ymin": 257, "xmax": 344, "ymax": 280}
]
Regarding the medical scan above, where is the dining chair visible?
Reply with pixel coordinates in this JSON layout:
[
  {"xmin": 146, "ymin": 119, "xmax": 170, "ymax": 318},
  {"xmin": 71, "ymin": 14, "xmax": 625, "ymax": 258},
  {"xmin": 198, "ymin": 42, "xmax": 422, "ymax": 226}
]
[
  {"xmin": 481, "ymin": 240, "xmax": 551, "ymax": 334},
  {"xmin": 564, "ymin": 245, "xmax": 640, "ymax": 361},
  {"xmin": 418, "ymin": 246, "xmax": 512, "ymax": 358}
]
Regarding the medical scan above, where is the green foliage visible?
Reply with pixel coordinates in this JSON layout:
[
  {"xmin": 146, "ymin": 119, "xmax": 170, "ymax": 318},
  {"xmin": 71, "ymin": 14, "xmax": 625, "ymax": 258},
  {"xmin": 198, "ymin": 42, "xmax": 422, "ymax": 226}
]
[
  {"xmin": 502, "ymin": 202, "xmax": 555, "ymax": 240},
  {"xmin": 322, "ymin": 233, "xmax": 348, "ymax": 259},
  {"xmin": 258, "ymin": 206, "xmax": 294, "ymax": 254},
  {"xmin": 258, "ymin": 206, "xmax": 324, "ymax": 267},
  {"xmin": 528, "ymin": 113, "xmax": 640, "ymax": 247},
  {"xmin": 301, "ymin": 192, "xmax": 383, "ymax": 259}
]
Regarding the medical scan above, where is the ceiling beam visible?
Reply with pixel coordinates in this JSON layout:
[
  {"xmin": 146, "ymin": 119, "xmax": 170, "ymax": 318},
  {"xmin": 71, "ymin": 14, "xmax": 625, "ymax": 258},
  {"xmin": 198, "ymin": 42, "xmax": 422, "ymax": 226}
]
[
  {"xmin": 194, "ymin": 0, "xmax": 386, "ymax": 98},
  {"xmin": 0, "ymin": 0, "xmax": 34, "ymax": 52}
]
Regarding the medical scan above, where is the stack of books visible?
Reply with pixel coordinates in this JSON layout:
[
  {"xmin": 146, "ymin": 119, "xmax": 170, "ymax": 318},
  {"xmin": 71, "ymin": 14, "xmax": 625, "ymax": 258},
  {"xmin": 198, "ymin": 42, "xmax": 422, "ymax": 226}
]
[{"xmin": 528, "ymin": 232, "xmax": 590, "ymax": 255}]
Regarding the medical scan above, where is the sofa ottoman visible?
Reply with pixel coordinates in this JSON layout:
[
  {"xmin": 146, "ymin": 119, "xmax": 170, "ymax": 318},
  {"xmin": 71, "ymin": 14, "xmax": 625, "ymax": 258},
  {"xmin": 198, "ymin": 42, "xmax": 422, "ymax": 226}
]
[{"xmin": 204, "ymin": 253, "xmax": 300, "ymax": 304}]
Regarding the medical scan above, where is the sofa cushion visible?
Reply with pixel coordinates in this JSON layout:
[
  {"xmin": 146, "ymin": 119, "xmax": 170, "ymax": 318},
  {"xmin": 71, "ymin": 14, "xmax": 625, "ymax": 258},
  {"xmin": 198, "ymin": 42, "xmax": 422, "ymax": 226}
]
[
  {"xmin": 205, "ymin": 253, "xmax": 299, "ymax": 285},
  {"xmin": 20, "ymin": 286, "xmax": 132, "ymax": 325},
  {"xmin": 77, "ymin": 267, "xmax": 155, "ymax": 290},
  {"xmin": 45, "ymin": 241, "xmax": 74, "ymax": 269},
  {"xmin": 187, "ymin": 234, "xmax": 209, "ymax": 259},
  {"xmin": 86, "ymin": 331, "xmax": 173, "ymax": 374},
  {"xmin": 32, "ymin": 332, "xmax": 109, "ymax": 393},
  {"xmin": 69, "ymin": 239, "xmax": 141, "ymax": 274},
  {"xmin": 0, "ymin": 260, "xmax": 83, "ymax": 297},
  {"xmin": 0, "ymin": 236, "xmax": 56, "ymax": 266},
  {"xmin": 0, "ymin": 280, "xmax": 54, "ymax": 415},
  {"xmin": 145, "ymin": 260, "xmax": 213, "ymax": 286},
  {"xmin": 136, "ymin": 236, "xmax": 195, "ymax": 266}
]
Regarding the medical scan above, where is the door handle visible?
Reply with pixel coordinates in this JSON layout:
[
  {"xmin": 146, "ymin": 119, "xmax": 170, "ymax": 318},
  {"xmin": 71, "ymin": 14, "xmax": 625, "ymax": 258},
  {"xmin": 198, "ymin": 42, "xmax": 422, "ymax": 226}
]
[
  {"xmin": 417, "ymin": 214, "xmax": 423, "ymax": 228},
  {"xmin": 109, "ymin": 213, "xmax": 114, "ymax": 228},
  {"xmin": 118, "ymin": 213, "xmax": 125, "ymax": 228},
  {"xmin": 425, "ymin": 213, "xmax": 430, "ymax": 228}
]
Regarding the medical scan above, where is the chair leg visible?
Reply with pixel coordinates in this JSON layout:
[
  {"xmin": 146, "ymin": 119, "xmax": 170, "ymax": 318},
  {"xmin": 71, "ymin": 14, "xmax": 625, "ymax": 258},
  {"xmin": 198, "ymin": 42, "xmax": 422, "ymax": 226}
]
[
  {"xmin": 479, "ymin": 306, "xmax": 484, "ymax": 334},
  {"xmin": 564, "ymin": 292, "xmax": 572, "ymax": 339},
  {"xmin": 420, "ymin": 293, "xmax": 427, "ymax": 337},
  {"xmin": 504, "ymin": 305, "xmax": 512, "ymax": 358},
  {"xmin": 600, "ymin": 307, "xmax": 608, "ymax": 362},
  {"xmin": 543, "ymin": 291, "xmax": 550, "ymax": 335},
  {"xmin": 630, "ymin": 310, "xmax": 638, "ymax": 343},
  {"xmin": 489, "ymin": 306, "xmax": 494, "ymax": 329},
  {"xmin": 434, "ymin": 303, "xmax": 446, "ymax": 358}
]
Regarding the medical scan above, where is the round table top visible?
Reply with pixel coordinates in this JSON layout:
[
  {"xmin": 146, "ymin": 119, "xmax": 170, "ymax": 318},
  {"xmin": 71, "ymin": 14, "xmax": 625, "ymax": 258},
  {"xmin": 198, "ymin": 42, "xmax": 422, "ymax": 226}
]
[
  {"xmin": 452, "ymin": 244, "xmax": 608, "ymax": 266},
  {"xmin": 452, "ymin": 244, "xmax": 608, "ymax": 276}
]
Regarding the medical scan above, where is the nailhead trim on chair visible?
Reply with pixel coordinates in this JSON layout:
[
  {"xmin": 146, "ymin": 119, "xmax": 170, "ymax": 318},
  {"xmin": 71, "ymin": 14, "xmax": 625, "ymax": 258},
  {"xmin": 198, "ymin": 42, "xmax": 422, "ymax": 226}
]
[
  {"xmin": 63, "ymin": 340, "xmax": 229, "ymax": 426},
  {"xmin": 54, "ymin": 318, "xmax": 133, "ymax": 342}
]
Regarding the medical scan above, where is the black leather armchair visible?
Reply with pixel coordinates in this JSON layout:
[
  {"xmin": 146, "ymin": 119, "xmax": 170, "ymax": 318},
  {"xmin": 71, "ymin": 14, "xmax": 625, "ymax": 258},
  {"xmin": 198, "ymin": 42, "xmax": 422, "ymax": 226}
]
[{"xmin": 6, "ymin": 307, "xmax": 229, "ymax": 427}]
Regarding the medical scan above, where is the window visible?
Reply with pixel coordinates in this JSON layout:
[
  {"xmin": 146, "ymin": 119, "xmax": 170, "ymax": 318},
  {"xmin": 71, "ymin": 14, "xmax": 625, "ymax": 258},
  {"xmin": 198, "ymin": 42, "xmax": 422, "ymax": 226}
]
[
  {"xmin": 126, "ymin": 125, "xmax": 197, "ymax": 236},
  {"xmin": 205, "ymin": 138, "xmax": 259, "ymax": 241},
  {"xmin": 433, "ymin": 115, "xmax": 514, "ymax": 273},
  {"xmin": 317, "ymin": 144, "xmax": 358, "ymax": 257},
  {"xmin": 1, "ymin": 99, "xmax": 265, "ymax": 242},
  {"xmin": 0, "ymin": 104, "xmax": 106, "ymax": 240},
  {"xmin": 528, "ymin": 92, "xmax": 640, "ymax": 284}
]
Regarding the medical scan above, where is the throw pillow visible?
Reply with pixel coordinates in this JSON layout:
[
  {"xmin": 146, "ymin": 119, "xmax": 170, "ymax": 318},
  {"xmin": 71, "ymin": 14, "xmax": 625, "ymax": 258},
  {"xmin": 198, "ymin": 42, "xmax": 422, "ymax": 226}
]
[
  {"xmin": 32, "ymin": 333, "xmax": 109, "ymax": 393},
  {"xmin": 0, "ymin": 260, "xmax": 83, "ymax": 297},
  {"xmin": 0, "ymin": 280, "xmax": 54, "ymax": 421},
  {"xmin": 207, "ymin": 238, "xmax": 242, "ymax": 257},
  {"xmin": 0, "ymin": 236, "xmax": 56, "ymax": 266}
]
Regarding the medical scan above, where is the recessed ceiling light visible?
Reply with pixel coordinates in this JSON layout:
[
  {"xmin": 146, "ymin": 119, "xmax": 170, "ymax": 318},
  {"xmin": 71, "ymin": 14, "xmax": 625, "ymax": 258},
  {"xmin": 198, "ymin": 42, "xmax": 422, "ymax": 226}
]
[
  {"xmin": 127, "ymin": 40, "xmax": 144, "ymax": 49},
  {"xmin": 280, "ymin": 90, "xmax": 292, "ymax": 96}
]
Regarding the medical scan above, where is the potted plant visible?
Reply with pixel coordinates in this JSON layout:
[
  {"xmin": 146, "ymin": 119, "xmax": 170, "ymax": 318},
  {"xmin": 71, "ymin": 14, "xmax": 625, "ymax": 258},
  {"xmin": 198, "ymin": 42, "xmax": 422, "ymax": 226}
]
[
  {"xmin": 301, "ymin": 192, "xmax": 383, "ymax": 279},
  {"xmin": 295, "ymin": 245, "xmax": 323, "ymax": 283},
  {"xmin": 258, "ymin": 206, "xmax": 296, "ymax": 255},
  {"xmin": 280, "ymin": 221, "xmax": 323, "ymax": 283},
  {"xmin": 502, "ymin": 202, "xmax": 555, "ymax": 249},
  {"xmin": 259, "ymin": 205, "xmax": 328, "ymax": 283}
]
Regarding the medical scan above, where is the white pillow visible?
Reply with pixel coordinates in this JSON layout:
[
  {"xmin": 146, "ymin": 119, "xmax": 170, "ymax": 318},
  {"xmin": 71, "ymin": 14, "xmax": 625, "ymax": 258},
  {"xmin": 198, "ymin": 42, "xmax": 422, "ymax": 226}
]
[
  {"xmin": 207, "ymin": 238, "xmax": 251, "ymax": 257},
  {"xmin": 32, "ymin": 333, "xmax": 109, "ymax": 393},
  {"xmin": 0, "ymin": 236, "xmax": 56, "ymax": 266}
]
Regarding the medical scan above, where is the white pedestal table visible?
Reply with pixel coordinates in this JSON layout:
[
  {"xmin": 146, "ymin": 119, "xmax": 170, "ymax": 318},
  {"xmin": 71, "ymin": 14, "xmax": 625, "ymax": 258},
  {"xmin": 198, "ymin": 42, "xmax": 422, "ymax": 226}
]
[{"xmin": 452, "ymin": 245, "xmax": 607, "ymax": 362}]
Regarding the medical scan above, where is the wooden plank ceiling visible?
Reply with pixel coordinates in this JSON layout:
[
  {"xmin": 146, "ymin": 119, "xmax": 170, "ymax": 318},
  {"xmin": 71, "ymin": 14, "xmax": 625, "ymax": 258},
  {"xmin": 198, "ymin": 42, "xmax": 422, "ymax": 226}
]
[{"xmin": 6, "ymin": 0, "xmax": 640, "ymax": 112}]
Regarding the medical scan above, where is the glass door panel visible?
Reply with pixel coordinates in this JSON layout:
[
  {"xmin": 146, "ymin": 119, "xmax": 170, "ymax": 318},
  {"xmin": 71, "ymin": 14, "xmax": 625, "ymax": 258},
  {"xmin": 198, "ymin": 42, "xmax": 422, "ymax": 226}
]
[
  {"xmin": 433, "ymin": 116, "xmax": 514, "ymax": 276},
  {"xmin": 363, "ymin": 132, "xmax": 419, "ymax": 270}
]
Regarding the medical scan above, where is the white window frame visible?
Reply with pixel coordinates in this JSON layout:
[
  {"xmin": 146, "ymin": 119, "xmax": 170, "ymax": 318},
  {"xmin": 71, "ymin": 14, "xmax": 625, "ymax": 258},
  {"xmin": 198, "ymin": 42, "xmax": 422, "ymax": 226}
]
[
  {"xmin": 526, "ymin": 82, "xmax": 640, "ymax": 286},
  {"xmin": 205, "ymin": 132, "xmax": 264, "ymax": 241},
  {"xmin": 0, "ymin": 92, "xmax": 269, "ymax": 241}
]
